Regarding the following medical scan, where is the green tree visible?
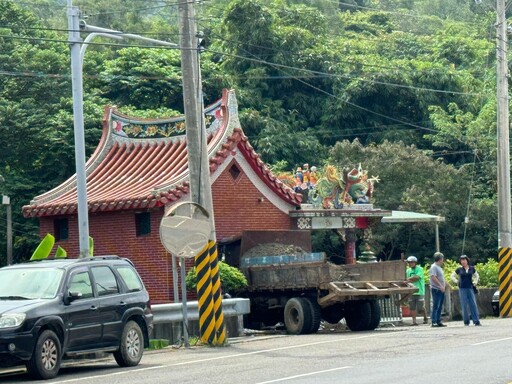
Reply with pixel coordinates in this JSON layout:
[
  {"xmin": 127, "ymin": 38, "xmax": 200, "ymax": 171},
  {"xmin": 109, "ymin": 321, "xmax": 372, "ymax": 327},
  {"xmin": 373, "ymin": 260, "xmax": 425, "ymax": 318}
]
[{"xmin": 328, "ymin": 139, "xmax": 494, "ymax": 263}]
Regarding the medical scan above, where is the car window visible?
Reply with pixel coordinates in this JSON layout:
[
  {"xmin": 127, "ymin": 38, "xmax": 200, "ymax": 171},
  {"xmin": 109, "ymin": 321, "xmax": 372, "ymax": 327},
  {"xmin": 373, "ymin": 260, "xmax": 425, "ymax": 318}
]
[
  {"xmin": 91, "ymin": 266, "xmax": 119, "ymax": 296},
  {"xmin": 68, "ymin": 271, "xmax": 93, "ymax": 299},
  {"xmin": 116, "ymin": 266, "xmax": 143, "ymax": 292},
  {"xmin": 0, "ymin": 268, "xmax": 64, "ymax": 299}
]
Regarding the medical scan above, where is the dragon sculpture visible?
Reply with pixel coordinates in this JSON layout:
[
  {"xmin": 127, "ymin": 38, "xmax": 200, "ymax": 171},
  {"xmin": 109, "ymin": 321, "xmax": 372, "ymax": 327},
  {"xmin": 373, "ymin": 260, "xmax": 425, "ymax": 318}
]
[{"xmin": 308, "ymin": 164, "xmax": 379, "ymax": 209}]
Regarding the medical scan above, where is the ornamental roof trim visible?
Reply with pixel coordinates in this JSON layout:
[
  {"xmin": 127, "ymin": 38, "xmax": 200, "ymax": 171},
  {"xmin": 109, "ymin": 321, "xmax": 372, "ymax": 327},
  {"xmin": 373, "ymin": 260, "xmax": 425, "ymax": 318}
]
[{"xmin": 22, "ymin": 89, "xmax": 302, "ymax": 218}]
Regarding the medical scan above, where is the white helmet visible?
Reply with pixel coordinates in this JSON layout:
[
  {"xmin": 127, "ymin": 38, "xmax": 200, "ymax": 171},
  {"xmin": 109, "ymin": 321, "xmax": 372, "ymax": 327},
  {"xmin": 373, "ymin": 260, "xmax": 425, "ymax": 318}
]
[{"xmin": 406, "ymin": 256, "xmax": 418, "ymax": 263}]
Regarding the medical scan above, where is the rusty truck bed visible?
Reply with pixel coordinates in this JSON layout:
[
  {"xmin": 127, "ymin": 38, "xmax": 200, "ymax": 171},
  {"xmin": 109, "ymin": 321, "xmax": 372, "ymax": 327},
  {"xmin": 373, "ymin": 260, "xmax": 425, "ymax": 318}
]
[{"xmin": 241, "ymin": 257, "xmax": 417, "ymax": 306}]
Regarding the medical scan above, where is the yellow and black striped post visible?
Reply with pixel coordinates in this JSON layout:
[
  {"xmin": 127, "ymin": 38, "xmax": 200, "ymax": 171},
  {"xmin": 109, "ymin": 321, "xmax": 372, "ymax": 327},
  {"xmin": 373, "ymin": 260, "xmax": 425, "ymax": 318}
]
[
  {"xmin": 498, "ymin": 247, "xmax": 512, "ymax": 317},
  {"xmin": 195, "ymin": 243, "xmax": 217, "ymax": 345},
  {"xmin": 208, "ymin": 240, "xmax": 226, "ymax": 344}
]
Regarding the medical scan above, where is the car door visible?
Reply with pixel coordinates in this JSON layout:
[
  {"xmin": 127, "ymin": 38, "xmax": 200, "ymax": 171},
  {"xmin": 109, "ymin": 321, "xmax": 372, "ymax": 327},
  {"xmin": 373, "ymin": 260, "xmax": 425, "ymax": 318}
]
[
  {"xmin": 64, "ymin": 269, "xmax": 103, "ymax": 351},
  {"xmin": 90, "ymin": 266, "xmax": 124, "ymax": 346}
]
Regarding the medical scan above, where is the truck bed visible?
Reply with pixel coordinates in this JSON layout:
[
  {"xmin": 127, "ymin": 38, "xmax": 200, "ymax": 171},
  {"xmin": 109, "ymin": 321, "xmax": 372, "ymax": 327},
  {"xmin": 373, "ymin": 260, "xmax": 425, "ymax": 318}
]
[{"xmin": 241, "ymin": 256, "xmax": 417, "ymax": 305}]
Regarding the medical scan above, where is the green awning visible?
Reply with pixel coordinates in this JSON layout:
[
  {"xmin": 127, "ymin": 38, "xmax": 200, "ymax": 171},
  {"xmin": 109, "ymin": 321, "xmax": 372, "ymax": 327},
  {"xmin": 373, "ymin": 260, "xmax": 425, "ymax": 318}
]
[{"xmin": 381, "ymin": 211, "xmax": 445, "ymax": 223}]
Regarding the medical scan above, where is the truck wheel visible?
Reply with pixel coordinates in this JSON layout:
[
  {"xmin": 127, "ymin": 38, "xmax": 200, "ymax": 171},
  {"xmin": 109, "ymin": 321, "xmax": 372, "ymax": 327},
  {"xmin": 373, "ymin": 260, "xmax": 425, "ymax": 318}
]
[
  {"xmin": 321, "ymin": 303, "xmax": 345, "ymax": 324},
  {"xmin": 284, "ymin": 297, "xmax": 312, "ymax": 335},
  {"xmin": 114, "ymin": 320, "xmax": 144, "ymax": 367},
  {"xmin": 367, "ymin": 300, "xmax": 381, "ymax": 330},
  {"xmin": 26, "ymin": 330, "xmax": 62, "ymax": 380},
  {"xmin": 304, "ymin": 297, "xmax": 322, "ymax": 334},
  {"xmin": 345, "ymin": 301, "xmax": 371, "ymax": 331}
]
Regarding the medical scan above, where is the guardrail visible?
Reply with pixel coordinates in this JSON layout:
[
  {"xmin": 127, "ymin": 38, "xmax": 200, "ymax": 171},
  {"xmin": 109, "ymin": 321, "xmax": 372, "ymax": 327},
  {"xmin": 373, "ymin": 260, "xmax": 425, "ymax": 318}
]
[
  {"xmin": 152, "ymin": 298, "xmax": 251, "ymax": 324},
  {"xmin": 151, "ymin": 298, "xmax": 251, "ymax": 342}
]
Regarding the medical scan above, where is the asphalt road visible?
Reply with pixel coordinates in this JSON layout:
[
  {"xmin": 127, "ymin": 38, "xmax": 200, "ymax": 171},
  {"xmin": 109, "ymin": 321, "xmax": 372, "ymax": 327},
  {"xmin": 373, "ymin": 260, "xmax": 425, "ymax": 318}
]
[{"xmin": 2, "ymin": 317, "xmax": 512, "ymax": 384}]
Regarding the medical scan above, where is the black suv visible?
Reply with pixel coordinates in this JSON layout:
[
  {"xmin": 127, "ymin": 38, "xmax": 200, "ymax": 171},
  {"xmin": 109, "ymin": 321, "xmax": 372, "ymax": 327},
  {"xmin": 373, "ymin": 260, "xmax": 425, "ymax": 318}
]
[{"xmin": 0, "ymin": 256, "xmax": 153, "ymax": 380}]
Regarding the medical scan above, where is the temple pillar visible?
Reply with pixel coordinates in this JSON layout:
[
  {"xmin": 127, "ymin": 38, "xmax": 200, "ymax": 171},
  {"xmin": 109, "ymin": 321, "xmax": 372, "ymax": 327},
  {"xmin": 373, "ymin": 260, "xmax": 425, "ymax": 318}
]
[{"xmin": 344, "ymin": 228, "xmax": 357, "ymax": 264}]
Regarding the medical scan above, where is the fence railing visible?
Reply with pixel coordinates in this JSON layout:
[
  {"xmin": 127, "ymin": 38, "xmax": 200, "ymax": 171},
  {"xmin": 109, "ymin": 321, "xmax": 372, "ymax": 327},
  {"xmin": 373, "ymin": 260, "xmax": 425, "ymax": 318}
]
[{"xmin": 378, "ymin": 295, "xmax": 403, "ymax": 324}]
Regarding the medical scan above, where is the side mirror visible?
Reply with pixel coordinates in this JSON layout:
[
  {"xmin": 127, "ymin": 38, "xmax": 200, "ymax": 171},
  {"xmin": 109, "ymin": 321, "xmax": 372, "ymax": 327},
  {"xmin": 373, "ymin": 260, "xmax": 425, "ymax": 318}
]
[{"xmin": 64, "ymin": 290, "xmax": 83, "ymax": 304}]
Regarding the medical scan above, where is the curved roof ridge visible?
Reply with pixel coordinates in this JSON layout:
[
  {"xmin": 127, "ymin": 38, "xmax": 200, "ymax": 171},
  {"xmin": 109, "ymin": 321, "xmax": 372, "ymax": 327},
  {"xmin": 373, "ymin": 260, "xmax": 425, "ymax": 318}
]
[
  {"xmin": 22, "ymin": 89, "xmax": 302, "ymax": 217},
  {"xmin": 108, "ymin": 93, "xmax": 225, "ymax": 144}
]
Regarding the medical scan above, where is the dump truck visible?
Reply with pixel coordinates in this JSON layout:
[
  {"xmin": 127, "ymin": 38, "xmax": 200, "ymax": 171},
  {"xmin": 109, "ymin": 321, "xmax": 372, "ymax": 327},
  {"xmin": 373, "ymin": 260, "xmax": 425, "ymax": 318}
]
[{"xmin": 232, "ymin": 230, "xmax": 417, "ymax": 334}]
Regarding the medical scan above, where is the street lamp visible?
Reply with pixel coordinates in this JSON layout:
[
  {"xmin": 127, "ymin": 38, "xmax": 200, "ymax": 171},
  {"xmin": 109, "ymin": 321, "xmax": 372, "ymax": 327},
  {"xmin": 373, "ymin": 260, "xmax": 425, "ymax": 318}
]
[
  {"xmin": 66, "ymin": 1, "xmax": 176, "ymax": 257},
  {"xmin": 0, "ymin": 175, "xmax": 12, "ymax": 266}
]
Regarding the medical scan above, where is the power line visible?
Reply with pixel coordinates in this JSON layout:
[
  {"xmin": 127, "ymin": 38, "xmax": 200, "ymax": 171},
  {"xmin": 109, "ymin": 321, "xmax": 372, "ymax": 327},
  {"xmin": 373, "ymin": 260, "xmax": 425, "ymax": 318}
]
[
  {"xmin": 0, "ymin": 30, "xmax": 487, "ymax": 98},
  {"xmin": 205, "ymin": 47, "xmax": 484, "ymax": 97}
]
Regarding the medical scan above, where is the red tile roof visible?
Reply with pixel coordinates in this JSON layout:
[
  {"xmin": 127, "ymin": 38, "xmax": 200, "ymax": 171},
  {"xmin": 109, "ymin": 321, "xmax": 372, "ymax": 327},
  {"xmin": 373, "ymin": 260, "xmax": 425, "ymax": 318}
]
[{"xmin": 22, "ymin": 89, "xmax": 302, "ymax": 218}]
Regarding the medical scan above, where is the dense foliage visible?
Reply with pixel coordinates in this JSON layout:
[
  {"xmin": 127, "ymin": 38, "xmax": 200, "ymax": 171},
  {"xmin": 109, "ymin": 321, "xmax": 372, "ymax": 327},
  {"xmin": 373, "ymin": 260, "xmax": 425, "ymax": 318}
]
[{"xmin": 0, "ymin": 0, "xmax": 506, "ymax": 265}]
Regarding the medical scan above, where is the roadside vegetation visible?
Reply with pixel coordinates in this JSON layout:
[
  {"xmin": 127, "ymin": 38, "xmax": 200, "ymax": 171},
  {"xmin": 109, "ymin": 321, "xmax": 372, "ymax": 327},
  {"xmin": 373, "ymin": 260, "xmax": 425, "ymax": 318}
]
[
  {"xmin": 421, "ymin": 258, "xmax": 499, "ymax": 288},
  {"xmin": 0, "ymin": 0, "xmax": 504, "ymax": 265}
]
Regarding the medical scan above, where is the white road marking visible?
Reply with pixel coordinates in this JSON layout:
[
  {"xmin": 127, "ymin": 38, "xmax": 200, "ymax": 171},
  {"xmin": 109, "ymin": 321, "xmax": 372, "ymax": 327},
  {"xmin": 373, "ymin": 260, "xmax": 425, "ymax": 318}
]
[
  {"xmin": 472, "ymin": 336, "xmax": 512, "ymax": 346},
  {"xmin": 54, "ymin": 333, "xmax": 382, "ymax": 382},
  {"xmin": 254, "ymin": 366, "xmax": 352, "ymax": 383},
  {"xmin": 167, "ymin": 333, "xmax": 383, "ymax": 366},
  {"xmin": 57, "ymin": 365, "xmax": 165, "ymax": 383}
]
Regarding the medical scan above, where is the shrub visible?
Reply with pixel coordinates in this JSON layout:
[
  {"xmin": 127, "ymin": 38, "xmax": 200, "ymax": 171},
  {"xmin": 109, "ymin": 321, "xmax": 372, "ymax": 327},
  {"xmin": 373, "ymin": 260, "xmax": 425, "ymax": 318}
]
[
  {"xmin": 185, "ymin": 261, "xmax": 248, "ymax": 294},
  {"xmin": 475, "ymin": 259, "xmax": 499, "ymax": 288},
  {"xmin": 426, "ymin": 258, "xmax": 499, "ymax": 289}
]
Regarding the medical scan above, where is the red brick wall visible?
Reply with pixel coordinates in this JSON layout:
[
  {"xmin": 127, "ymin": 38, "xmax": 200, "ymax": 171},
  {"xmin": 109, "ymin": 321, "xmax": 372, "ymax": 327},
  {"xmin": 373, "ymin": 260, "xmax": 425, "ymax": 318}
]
[
  {"xmin": 212, "ymin": 162, "xmax": 293, "ymax": 240},
  {"xmin": 38, "ymin": 162, "xmax": 293, "ymax": 304},
  {"xmin": 40, "ymin": 211, "xmax": 180, "ymax": 304}
]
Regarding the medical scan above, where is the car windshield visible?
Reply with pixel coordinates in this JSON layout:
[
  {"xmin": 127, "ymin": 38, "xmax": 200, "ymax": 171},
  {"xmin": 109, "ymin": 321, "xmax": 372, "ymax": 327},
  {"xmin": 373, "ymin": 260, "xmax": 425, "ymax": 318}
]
[{"xmin": 0, "ymin": 267, "xmax": 64, "ymax": 300}]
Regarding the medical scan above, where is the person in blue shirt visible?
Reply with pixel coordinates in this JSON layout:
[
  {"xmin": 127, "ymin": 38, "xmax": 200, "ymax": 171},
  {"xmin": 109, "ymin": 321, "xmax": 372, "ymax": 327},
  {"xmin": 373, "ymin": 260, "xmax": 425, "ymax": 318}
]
[{"xmin": 450, "ymin": 255, "xmax": 481, "ymax": 326}]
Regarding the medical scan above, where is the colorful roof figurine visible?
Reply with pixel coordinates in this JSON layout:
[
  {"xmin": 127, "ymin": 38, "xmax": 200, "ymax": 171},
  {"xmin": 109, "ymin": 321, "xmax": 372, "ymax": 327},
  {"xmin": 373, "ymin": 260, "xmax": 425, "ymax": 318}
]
[{"xmin": 22, "ymin": 89, "xmax": 302, "ymax": 218}]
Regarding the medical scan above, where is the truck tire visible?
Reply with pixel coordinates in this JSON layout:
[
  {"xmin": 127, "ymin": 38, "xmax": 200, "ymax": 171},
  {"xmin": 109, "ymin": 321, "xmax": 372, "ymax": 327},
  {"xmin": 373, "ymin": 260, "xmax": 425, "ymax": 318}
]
[
  {"xmin": 345, "ymin": 301, "xmax": 371, "ymax": 331},
  {"xmin": 284, "ymin": 297, "xmax": 312, "ymax": 335},
  {"xmin": 304, "ymin": 297, "xmax": 322, "ymax": 334},
  {"xmin": 321, "ymin": 303, "xmax": 345, "ymax": 324},
  {"xmin": 367, "ymin": 300, "xmax": 381, "ymax": 330}
]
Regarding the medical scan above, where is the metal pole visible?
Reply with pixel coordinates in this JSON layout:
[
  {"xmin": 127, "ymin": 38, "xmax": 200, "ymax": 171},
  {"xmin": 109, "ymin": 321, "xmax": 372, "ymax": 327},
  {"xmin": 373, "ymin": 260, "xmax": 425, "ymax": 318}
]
[
  {"xmin": 435, "ymin": 223, "xmax": 440, "ymax": 253},
  {"xmin": 66, "ymin": 4, "xmax": 176, "ymax": 258},
  {"xmin": 67, "ymin": 0, "xmax": 90, "ymax": 258},
  {"xmin": 172, "ymin": 254, "xmax": 179, "ymax": 303},
  {"xmin": 180, "ymin": 258, "xmax": 189, "ymax": 347},
  {"xmin": 496, "ymin": 0, "xmax": 512, "ymax": 248},
  {"xmin": 6, "ymin": 202, "xmax": 12, "ymax": 265}
]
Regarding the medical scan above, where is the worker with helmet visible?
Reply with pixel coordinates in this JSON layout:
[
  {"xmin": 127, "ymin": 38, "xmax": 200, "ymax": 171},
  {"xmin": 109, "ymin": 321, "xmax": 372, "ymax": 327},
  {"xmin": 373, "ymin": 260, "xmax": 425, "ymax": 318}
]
[{"xmin": 406, "ymin": 256, "xmax": 428, "ymax": 325}]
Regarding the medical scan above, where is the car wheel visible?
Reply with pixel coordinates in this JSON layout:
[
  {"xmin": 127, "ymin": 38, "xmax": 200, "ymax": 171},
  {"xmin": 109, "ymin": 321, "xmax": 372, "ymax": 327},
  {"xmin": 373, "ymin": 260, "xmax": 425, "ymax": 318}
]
[
  {"xmin": 283, "ymin": 297, "xmax": 312, "ymax": 335},
  {"xmin": 26, "ymin": 330, "xmax": 62, "ymax": 380},
  {"xmin": 114, "ymin": 320, "xmax": 144, "ymax": 367}
]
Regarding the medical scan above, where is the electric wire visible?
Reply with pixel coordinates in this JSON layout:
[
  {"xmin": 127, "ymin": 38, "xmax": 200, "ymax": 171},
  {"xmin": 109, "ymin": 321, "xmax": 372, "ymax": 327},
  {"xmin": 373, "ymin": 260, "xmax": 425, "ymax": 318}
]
[{"xmin": 0, "ymin": 30, "xmax": 486, "ymax": 99}]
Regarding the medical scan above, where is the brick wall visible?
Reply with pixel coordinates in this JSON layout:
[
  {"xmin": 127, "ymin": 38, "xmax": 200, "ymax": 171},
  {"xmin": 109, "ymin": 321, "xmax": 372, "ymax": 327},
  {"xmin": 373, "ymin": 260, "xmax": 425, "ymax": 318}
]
[
  {"xmin": 38, "ymin": 162, "xmax": 293, "ymax": 304},
  {"xmin": 212, "ymin": 163, "xmax": 292, "ymax": 239}
]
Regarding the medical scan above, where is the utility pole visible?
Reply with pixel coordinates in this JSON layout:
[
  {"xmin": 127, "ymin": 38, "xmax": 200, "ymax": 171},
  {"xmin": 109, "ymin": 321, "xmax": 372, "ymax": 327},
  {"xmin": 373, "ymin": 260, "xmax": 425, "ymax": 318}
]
[
  {"xmin": 67, "ymin": 0, "xmax": 177, "ymax": 258},
  {"xmin": 178, "ymin": 3, "xmax": 212, "ymax": 216},
  {"xmin": 496, "ymin": 0, "xmax": 512, "ymax": 318},
  {"xmin": 497, "ymin": 0, "xmax": 511, "ymax": 247},
  {"xmin": 67, "ymin": 0, "xmax": 90, "ymax": 258},
  {"xmin": 178, "ymin": 0, "xmax": 225, "ymax": 346}
]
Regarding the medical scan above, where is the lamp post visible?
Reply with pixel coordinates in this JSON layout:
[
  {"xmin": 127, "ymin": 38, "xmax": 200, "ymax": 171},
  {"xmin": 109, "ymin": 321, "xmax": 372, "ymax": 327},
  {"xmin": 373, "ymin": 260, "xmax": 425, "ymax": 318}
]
[
  {"xmin": 66, "ymin": 0, "xmax": 176, "ymax": 257},
  {"xmin": 0, "ymin": 175, "xmax": 12, "ymax": 266},
  {"xmin": 2, "ymin": 196, "xmax": 12, "ymax": 266}
]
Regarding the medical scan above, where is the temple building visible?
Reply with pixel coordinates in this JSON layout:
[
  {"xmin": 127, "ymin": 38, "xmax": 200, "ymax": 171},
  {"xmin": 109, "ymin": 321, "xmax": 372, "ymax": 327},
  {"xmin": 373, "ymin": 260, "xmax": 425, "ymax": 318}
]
[{"xmin": 22, "ymin": 89, "xmax": 391, "ymax": 303}]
